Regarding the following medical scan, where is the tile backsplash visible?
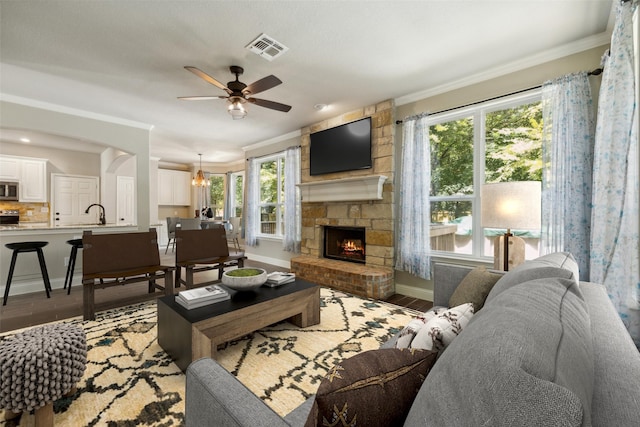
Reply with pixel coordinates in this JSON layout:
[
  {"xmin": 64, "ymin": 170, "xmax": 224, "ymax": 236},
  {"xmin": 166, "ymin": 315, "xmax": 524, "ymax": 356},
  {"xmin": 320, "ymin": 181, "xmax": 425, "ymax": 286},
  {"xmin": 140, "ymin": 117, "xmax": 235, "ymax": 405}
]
[{"xmin": 0, "ymin": 202, "xmax": 50, "ymax": 223}]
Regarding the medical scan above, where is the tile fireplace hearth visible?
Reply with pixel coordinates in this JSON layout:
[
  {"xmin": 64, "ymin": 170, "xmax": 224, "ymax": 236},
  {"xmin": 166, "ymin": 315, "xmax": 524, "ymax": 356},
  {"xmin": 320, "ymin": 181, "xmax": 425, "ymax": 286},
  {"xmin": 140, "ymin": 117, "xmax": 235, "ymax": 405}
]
[{"xmin": 291, "ymin": 255, "xmax": 394, "ymax": 299}]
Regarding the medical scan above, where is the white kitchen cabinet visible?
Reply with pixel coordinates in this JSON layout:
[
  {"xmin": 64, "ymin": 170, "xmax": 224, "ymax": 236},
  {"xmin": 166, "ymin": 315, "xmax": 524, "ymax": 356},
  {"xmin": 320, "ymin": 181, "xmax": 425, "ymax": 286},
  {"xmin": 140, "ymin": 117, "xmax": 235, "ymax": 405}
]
[
  {"xmin": 0, "ymin": 155, "xmax": 47, "ymax": 201},
  {"xmin": 158, "ymin": 169, "xmax": 191, "ymax": 206},
  {"xmin": 0, "ymin": 156, "xmax": 21, "ymax": 180},
  {"xmin": 19, "ymin": 158, "xmax": 48, "ymax": 202}
]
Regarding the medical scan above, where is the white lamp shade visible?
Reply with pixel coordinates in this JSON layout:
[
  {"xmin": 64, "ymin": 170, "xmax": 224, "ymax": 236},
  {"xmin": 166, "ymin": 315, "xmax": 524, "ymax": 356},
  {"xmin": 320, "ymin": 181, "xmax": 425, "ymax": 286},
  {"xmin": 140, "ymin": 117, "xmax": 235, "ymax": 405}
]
[{"xmin": 481, "ymin": 181, "xmax": 541, "ymax": 230}]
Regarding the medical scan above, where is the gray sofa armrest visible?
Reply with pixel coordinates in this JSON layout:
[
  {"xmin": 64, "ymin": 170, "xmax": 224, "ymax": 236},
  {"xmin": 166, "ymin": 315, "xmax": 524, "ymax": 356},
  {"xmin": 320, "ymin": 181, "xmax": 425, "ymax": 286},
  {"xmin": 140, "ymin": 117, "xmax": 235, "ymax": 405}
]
[{"xmin": 186, "ymin": 357, "xmax": 291, "ymax": 427}]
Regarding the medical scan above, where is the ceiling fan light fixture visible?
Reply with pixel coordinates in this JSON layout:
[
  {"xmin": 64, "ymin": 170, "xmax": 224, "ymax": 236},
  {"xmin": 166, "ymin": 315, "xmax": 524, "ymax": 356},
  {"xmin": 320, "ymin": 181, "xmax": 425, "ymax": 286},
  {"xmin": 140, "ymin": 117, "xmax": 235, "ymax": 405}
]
[{"xmin": 228, "ymin": 100, "xmax": 247, "ymax": 120}]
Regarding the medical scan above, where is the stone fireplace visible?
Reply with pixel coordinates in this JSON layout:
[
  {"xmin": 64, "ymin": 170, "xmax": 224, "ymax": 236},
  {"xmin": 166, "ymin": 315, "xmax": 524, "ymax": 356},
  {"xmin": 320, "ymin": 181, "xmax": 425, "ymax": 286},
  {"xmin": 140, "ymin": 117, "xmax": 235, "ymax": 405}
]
[
  {"xmin": 324, "ymin": 226, "xmax": 366, "ymax": 264},
  {"xmin": 290, "ymin": 100, "xmax": 396, "ymax": 299}
]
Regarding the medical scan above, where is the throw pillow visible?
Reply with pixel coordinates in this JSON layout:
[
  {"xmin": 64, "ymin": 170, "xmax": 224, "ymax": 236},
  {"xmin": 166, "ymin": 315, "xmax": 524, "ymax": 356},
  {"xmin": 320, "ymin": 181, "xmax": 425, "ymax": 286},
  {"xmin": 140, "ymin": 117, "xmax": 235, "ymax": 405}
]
[
  {"xmin": 448, "ymin": 267, "xmax": 502, "ymax": 311},
  {"xmin": 304, "ymin": 348, "xmax": 438, "ymax": 427},
  {"xmin": 410, "ymin": 303, "xmax": 474, "ymax": 351},
  {"xmin": 395, "ymin": 306, "xmax": 447, "ymax": 349}
]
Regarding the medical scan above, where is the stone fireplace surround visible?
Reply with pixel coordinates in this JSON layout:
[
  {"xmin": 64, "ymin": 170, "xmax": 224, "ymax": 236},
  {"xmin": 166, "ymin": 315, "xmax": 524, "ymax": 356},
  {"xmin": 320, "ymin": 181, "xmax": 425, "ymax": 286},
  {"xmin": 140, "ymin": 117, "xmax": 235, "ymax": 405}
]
[{"xmin": 291, "ymin": 100, "xmax": 395, "ymax": 300}]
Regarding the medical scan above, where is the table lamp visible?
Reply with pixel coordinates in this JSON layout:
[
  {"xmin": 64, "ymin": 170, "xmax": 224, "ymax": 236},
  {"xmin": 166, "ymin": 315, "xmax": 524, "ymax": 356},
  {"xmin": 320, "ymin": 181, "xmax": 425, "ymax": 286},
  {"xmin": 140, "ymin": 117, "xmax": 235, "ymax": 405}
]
[{"xmin": 481, "ymin": 181, "xmax": 541, "ymax": 271}]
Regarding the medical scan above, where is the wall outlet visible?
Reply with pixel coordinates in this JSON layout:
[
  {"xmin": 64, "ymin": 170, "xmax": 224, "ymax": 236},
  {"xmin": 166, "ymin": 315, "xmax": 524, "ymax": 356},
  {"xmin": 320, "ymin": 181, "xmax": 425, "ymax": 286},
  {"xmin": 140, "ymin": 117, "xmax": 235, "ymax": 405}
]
[{"xmin": 26, "ymin": 210, "xmax": 33, "ymax": 216}]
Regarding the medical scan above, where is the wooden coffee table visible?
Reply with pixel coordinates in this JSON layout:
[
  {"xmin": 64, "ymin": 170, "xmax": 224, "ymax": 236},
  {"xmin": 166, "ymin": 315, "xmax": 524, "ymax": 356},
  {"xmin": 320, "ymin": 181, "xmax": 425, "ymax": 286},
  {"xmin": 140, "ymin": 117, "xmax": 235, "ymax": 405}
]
[{"xmin": 157, "ymin": 279, "xmax": 320, "ymax": 371}]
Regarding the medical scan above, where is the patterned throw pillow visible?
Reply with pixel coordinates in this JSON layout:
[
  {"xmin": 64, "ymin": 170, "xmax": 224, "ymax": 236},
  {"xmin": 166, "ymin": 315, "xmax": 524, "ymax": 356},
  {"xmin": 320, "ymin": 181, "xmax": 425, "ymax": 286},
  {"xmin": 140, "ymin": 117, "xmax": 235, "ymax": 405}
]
[
  {"xmin": 395, "ymin": 306, "xmax": 448, "ymax": 349},
  {"xmin": 304, "ymin": 348, "xmax": 438, "ymax": 427},
  {"xmin": 448, "ymin": 267, "xmax": 502, "ymax": 311},
  {"xmin": 410, "ymin": 303, "xmax": 474, "ymax": 351}
]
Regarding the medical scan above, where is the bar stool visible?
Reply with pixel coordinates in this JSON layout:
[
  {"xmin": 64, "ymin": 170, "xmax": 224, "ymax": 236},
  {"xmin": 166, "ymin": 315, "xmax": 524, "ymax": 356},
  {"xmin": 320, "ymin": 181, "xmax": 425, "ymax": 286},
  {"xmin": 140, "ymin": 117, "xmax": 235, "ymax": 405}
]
[
  {"xmin": 64, "ymin": 238, "xmax": 83, "ymax": 295},
  {"xmin": 3, "ymin": 241, "xmax": 51, "ymax": 305}
]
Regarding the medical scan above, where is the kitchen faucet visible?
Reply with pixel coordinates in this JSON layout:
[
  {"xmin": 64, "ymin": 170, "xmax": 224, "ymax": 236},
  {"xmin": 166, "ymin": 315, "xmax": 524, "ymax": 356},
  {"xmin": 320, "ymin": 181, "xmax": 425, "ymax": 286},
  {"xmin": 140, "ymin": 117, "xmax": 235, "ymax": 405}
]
[{"xmin": 85, "ymin": 203, "xmax": 106, "ymax": 225}]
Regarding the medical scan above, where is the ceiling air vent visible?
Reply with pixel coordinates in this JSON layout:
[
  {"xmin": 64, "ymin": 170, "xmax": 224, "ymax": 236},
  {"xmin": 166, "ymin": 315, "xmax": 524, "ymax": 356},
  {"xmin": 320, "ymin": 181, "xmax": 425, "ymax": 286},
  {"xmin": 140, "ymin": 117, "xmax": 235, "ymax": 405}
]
[{"xmin": 246, "ymin": 33, "xmax": 289, "ymax": 61}]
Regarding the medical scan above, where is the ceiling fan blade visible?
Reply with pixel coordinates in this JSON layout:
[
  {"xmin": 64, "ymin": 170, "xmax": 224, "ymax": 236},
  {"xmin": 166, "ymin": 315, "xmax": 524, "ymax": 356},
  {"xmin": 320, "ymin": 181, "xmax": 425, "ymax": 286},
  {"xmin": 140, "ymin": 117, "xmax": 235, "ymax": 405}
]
[
  {"xmin": 243, "ymin": 75, "xmax": 282, "ymax": 96},
  {"xmin": 184, "ymin": 66, "xmax": 231, "ymax": 93},
  {"xmin": 248, "ymin": 97, "xmax": 292, "ymax": 112},
  {"xmin": 178, "ymin": 96, "xmax": 227, "ymax": 101}
]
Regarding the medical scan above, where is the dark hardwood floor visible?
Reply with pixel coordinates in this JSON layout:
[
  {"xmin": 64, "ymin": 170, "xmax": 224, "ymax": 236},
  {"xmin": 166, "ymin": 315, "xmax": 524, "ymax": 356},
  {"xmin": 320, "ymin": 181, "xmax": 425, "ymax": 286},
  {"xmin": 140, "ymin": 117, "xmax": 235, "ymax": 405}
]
[{"xmin": 0, "ymin": 250, "xmax": 431, "ymax": 333}]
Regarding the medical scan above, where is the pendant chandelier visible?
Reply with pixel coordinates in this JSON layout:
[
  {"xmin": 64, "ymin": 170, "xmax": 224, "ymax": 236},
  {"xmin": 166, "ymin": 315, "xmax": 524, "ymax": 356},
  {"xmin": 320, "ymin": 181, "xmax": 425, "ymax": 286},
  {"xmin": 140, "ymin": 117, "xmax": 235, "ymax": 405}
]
[{"xmin": 192, "ymin": 154, "xmax": 210, "ymax": 187}]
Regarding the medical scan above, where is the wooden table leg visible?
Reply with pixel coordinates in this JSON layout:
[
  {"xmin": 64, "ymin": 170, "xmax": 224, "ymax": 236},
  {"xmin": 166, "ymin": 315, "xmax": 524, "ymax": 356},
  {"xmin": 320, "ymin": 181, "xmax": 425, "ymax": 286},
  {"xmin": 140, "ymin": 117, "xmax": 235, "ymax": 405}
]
[{"xmin": 82, "ymin": 282, "xmax": 95, "ymax": 321}]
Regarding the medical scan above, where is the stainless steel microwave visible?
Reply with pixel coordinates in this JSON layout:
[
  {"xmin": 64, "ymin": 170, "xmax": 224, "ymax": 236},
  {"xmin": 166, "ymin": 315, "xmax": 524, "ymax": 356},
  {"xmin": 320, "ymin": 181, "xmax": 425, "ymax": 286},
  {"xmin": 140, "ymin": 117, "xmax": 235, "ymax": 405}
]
[{"xmin": 0, "ymin": 181, "xmax": 19, "ymax": 201}]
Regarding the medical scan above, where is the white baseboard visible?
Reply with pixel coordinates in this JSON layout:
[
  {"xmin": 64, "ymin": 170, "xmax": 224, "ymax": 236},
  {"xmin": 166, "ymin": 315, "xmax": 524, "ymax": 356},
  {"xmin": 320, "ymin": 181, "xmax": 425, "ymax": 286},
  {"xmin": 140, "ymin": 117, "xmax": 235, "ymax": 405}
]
[
  {"xmin": 394, "ymin": 282, "xmax": 433, "ymax": 302},
  {"xmin": 1, "ymin": 276, "xmax": 68, "ymax": 298}
]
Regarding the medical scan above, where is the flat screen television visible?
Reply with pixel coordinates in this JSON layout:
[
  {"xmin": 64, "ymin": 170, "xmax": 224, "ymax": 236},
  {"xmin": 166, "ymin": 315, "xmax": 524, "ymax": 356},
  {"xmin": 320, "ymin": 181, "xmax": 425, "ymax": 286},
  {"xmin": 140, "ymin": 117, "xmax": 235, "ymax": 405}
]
[{"xmin": 310, "ymin": 117, "xmax": 372, "ymax": 176}]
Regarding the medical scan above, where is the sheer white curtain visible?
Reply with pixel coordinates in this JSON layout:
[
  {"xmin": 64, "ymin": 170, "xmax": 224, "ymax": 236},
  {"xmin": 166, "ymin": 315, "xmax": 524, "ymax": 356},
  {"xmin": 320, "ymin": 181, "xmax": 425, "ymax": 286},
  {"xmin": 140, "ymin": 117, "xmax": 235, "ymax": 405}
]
[
  {"xmin": 395, "ymin": 114, "xmax": 432, "ymax": 280},
  {"xmin": 245, "ymin": 158, "xmax": 259, "ymax": 247},
  {"xmin": 224, "ymin": 171, "xmax": 232, "ymax": 221},
  {"xmin": 541, "ymin": 72, "xmax": 595, "ymax": 280},
  {"xmin": 282, "ymin": 146, "xmax": 301, "ymax": 253},
  {"xmin": 590, "ymin": 0, "xmax": 639, "ymax": 347}
]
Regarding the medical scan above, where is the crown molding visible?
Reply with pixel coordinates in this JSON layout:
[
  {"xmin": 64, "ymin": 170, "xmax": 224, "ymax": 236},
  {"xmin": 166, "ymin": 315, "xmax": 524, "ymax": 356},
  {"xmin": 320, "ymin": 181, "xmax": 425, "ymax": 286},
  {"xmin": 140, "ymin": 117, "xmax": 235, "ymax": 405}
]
[
  {"xmin": 395, "ymin": 32, "xmax": 612, "ymax": 106},
  {"xmin": 242, "ymin": 129, "xmax": 301, "ymax": 152},
  {"xmin": 0, "ymin": 93, "xmax": 154, "ymax": 130}
]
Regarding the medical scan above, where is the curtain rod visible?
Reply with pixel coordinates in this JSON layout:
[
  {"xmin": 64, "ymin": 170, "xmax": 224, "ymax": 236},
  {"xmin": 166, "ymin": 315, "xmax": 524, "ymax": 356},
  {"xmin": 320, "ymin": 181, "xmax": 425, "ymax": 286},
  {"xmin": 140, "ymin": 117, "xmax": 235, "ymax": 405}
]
[{"xmin": 395, "ymin": 67, "xmax": 603, "ymax": 125}]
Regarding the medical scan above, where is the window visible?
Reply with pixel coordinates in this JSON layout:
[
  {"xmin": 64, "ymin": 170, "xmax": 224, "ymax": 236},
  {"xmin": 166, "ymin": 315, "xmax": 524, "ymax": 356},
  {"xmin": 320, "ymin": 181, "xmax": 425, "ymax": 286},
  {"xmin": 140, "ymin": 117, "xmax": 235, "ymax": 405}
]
[
  {"xmin": 428, "ymin": 90, "xmax": 542, "ymax": 260},
  {"xmin": 257, "ymin": 154, "xmax": 285, "ymax": 237},
  {"xmin": 229, "ymin": 171, "xmax": 244, "ymax": 218},
  {"xmin": 208, "ymin": 174, "xmax": 225, "ymax": 218}
]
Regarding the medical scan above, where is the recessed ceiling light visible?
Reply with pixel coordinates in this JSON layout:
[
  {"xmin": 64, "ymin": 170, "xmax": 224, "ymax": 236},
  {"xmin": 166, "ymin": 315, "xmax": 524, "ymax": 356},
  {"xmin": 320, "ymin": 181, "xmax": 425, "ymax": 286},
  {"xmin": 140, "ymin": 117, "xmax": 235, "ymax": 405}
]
[
  {"xmin": 20, "ymin": 137, "xmax": 31, "ymax": 143},
  {"xmin": 314, "ymin": 103, "xmax": 329, "ymax": 111}
]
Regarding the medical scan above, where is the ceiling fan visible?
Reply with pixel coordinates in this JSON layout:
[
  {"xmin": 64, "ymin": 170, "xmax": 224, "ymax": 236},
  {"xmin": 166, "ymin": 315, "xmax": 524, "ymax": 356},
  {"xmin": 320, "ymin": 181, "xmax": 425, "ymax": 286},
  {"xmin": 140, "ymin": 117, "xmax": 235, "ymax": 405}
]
[{"xmin": 179, "ymin": 65, "xmax": 292, "ymax": 119}]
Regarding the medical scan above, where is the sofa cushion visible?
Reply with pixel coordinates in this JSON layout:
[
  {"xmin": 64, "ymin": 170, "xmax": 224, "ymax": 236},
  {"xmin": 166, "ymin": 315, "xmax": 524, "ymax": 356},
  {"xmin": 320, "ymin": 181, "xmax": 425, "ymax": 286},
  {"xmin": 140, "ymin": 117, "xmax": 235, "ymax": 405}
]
[
  {"xmin": 405, "ymin": 277, "xmax": 594, "ymax": 427},
  {"xmin": 486, "ymin": 252, "xmax": 580, "ymax": 303},
  {"xmin": 410, "ymin": 303, "xmax": 474, "ymax": 351},
  {"xmin": 448, "ymin": 266, "xmax": 502, "ymax": 310},
  {"xmin": 395, "ymin": 306, "xmax": 447, "ymax": 349},
  {"xmin": 304, "ymin": 348, "xmax": 437, "ymax": 427}
]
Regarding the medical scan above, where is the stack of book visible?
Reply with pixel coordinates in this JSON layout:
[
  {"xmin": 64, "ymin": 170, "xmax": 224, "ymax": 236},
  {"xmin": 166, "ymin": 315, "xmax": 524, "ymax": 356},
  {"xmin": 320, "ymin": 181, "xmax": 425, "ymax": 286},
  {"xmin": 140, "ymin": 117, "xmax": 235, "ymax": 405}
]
[
  {"xmin": 265, "ymin": 272, "xmax": 296, "ymax": 287},
  {"xmin": 176, "ymin": 285, "xmax": 230, "ymax": 309}
]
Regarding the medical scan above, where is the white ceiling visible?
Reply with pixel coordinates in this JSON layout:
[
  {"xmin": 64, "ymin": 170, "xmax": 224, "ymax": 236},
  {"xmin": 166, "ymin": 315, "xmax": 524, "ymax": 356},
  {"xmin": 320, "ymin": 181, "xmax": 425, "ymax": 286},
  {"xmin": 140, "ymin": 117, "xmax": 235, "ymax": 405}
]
[{"xmin": 0, "ymin": 0, "xmax": 614, "ymax": 166}]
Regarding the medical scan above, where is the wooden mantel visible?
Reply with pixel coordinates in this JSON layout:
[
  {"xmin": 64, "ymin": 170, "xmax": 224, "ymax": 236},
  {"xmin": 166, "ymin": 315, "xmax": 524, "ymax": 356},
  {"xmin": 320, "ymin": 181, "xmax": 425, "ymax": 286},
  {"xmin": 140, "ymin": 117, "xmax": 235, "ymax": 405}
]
[{"xmin": 297, "ymin": 175, "xmax": 387, "ymax": 203}]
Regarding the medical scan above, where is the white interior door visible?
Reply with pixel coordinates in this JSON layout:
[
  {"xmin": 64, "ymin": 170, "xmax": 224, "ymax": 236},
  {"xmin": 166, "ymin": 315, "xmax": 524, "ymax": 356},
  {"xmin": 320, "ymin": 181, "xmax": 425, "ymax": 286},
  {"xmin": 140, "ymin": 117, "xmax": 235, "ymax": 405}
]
[
  {"xmin": 117, "ymin": 175, "xmax": 135, "ymax": 225},
  {"xmin": 52, "ymin": 174, "xmax": 99, "ymax": 226}
]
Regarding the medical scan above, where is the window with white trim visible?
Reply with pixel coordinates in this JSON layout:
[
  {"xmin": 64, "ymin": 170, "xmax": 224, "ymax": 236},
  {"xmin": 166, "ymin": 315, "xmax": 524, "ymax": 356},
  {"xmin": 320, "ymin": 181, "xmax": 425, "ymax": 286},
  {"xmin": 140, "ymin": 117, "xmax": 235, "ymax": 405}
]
[
  {"xmin": 207, "ymin": 174, "xmax": 225, "ymax": 218},
  {"xmin": 257, "ymin": 153, "xmax": 285, "ymax": 237},
  {"xmin": 428, "ymin": 90, "xmax": 542, "ymax": 260}
]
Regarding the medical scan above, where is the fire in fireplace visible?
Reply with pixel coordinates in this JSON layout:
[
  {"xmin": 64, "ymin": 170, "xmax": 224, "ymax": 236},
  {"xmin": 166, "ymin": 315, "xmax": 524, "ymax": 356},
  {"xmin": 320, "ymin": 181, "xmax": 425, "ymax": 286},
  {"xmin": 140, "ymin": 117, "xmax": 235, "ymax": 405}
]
[{"xmin": 324, "ymin": 226, "xmax": 366, "ymax": 264}]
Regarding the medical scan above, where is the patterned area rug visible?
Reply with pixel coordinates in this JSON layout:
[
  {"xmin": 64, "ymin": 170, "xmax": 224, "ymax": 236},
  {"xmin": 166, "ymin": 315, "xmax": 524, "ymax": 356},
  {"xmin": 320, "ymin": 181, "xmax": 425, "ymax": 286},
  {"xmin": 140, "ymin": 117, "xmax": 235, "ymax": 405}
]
[{"xmin": 0, "ymin": 287, "xmax": 419, "ymax": 425}]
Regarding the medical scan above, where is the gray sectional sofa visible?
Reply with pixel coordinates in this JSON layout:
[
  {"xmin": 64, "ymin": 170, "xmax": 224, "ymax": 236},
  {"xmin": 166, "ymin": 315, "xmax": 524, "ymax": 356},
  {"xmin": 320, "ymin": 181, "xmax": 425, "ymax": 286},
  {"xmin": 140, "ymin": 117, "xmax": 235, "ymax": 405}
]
[{"xmin": 185, "ymin": 253, "xmax": 640, "ymax": 426}]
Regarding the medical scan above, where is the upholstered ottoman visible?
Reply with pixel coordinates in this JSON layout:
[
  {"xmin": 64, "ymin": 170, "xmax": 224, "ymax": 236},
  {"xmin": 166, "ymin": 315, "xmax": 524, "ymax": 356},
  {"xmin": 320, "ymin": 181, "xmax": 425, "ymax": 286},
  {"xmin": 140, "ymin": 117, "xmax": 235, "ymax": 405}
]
[{"xmin": 0, "ymin": 323, "xmax": 87, "ymax": 425}]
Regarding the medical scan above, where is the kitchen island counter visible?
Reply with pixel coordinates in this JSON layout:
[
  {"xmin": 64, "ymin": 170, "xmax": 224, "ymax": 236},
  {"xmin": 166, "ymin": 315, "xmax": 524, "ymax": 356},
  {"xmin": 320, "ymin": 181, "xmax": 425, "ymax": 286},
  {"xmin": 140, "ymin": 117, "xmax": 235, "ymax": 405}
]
[
  {"xmin": 0, "ymin": 223, "xmax": 138, "ymax": 235},
  {"xmin": 0, "ymin": 224, "xmax": 156, "ymax": 299}
]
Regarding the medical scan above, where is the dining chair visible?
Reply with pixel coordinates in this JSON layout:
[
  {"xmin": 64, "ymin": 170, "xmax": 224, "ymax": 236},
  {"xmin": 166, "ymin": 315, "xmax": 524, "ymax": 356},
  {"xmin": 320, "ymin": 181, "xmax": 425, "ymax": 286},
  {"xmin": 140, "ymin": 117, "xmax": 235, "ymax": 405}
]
[
  {"xmin": 227, "ymin": 217, "xmax": 242, "ymax": 253},
  {"xmin": 178, "ymin": 218, "xmax": 202, "ymax": 230},
  {"xmin": 165, "ymin": 217, "xmax": 179, "ymax": 254}
]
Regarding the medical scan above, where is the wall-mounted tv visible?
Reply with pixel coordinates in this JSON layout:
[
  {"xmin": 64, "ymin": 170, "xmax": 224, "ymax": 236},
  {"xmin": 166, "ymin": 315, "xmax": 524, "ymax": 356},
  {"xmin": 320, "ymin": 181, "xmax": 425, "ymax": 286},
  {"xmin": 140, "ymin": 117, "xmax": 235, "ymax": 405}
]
[{"xmin": 310, "ymin": 117, "xmax": 372, "ymax": 176}]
